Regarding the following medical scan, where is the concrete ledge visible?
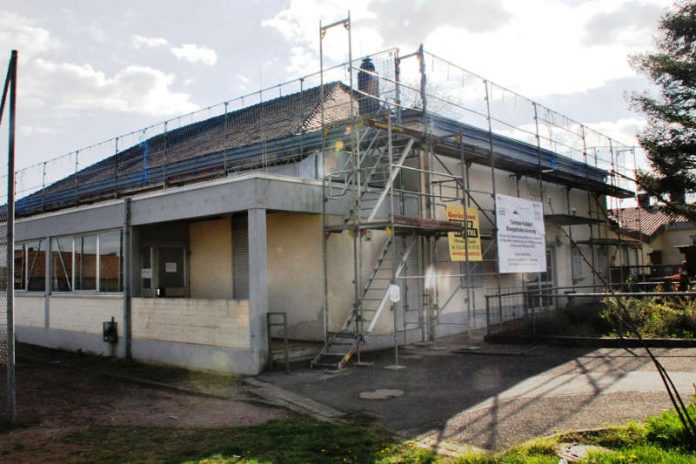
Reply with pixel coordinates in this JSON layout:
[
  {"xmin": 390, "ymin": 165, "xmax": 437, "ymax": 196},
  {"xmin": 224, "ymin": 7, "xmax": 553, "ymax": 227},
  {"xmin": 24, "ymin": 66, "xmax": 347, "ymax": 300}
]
[
  {"xmin": 131, "ymin": 338, "xmax": 261, "ymax": 375},
  {"xmin": 484, "ymin": 333, "xmax": 696, "ymax": 348}
]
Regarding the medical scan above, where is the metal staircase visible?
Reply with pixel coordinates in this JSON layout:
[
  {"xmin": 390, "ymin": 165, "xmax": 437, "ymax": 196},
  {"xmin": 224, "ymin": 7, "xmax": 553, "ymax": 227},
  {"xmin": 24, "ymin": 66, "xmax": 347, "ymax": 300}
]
[
  {"xmin": 311, "ymin": 235, "xmax": 415, "ymax": 369},
  {"xmin": 313, "ymin": 111, "xmax": 421, "ymax": 369}
]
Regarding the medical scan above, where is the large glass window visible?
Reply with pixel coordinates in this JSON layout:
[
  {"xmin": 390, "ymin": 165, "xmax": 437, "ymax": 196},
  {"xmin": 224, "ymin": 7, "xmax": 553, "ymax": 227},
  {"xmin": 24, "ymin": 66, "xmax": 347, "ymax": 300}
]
[
  {"xmin": 99, "ymin": 230, "xmax": 122, "ymax": 292},
  {"xmin": 14, "ymin": 243, "xmax": 25, "ymax": 290},
  {"xmin": 75, "ymin": 235, "xmax": 97, "ymax": 291},
  {"xmin": 51, "ymin": 236, "xmax": 73, "ymax": 292},
  {"xmin": 26, "ymin": 239, "xmax": 46, "ymax": 291}
]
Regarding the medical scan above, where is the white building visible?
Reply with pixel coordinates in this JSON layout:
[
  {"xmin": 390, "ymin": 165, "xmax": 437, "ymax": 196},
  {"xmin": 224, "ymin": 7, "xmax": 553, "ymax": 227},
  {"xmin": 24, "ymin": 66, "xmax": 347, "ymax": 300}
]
[{"xmin": 11, "ymin": 49, "xmax": 635, "ymax": 374}]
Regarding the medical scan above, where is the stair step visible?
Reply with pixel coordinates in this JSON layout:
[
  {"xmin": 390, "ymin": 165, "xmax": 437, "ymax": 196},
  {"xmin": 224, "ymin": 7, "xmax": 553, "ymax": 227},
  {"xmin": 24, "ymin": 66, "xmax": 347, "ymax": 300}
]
[
  {"xmin": 327, "ymin": 340, "xmax": 355, "ymax": 346},
  {"xmin": 319, "ymin": 352, "xmax": 346, "ymax": 357},
  {"xmin": 312, "ymin": 362, "xmax": 340, "ymax": 368},
  {"xmin": 328, "ymin": 331, "xmax": 356, "ymax": 339}
]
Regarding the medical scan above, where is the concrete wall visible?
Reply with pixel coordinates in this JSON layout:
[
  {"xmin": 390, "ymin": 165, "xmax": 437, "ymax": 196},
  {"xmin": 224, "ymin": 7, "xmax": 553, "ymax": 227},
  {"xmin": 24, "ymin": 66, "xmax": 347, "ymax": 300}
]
[
  {"xmin": 130, "ymin": 298, "xmax": 256, "ymax": 374},
  {"xmin": 131, "ymin": 298, "xmax": 250, "ymax": 349},
  {"xmin": 189, "ymin": 218, "xmax": 234, "ymax": 299},
  {"xmin": 15, "ymin": 293, "xmax": 259, "ymax": 374},
  {"xmin": 16, "ymin": 294, "xmax": 124, "ymax": 357}
]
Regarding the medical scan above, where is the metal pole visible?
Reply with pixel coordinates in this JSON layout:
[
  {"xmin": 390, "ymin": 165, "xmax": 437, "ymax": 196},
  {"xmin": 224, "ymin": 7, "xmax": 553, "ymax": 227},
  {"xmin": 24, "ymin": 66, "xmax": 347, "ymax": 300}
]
[
  {"xmin": 319, "ymin": 19, "xmax": 329, "ymax": 344},
  {"xmin": 114, "ymin": 137, "xmax": 119, "ymax": 198},
  {"xmin": 163, "ymin": 121, "xmax": 168, "ymax": 188},
  {"xmin": 484, "ymin": 81, "xmax": 503, "ymax": 304},
  {"xmin": 41, "ymin": 161, "xmax": 46, "ymax": 211},
  {"xmin": 460, "ymin": 134, "xmax": 474, "ymax": 345},
  {"xmin": 532, "ymin": 102, "xmax": 545, "ymax": 309},
  {"xmin": 74, "ymin": 150, "xmax": 79, "ymax": 205},
  {"xmin": 6, "ymin": 50, "xmax": 17, "ymax": 423},
  {"xmin": 223, "ymin": 102, "xmax": 229, "ymax": 173},
  {"xmin": 123, "ymin": 198, "xmax": 132, "ymax": 360}
]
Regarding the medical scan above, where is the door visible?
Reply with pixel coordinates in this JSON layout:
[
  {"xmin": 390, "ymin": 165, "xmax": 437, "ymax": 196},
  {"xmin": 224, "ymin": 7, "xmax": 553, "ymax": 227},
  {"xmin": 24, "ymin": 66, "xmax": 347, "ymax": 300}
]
[
  {"xmin": 525, "ymin": 246, "xmax": 556, "ymax": 310},
  {"xmin": 140, "ymin": 243, "xmax": 187, "ymax": 297}
]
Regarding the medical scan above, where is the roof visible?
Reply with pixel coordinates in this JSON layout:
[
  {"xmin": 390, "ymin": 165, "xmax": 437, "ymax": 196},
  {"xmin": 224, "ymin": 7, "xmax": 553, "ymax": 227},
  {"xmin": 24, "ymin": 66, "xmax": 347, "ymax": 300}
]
[
  {"xmin": 15, "ymin": 78, "xmax": 625, "ymax": 219},
  {"xmin": 612, "ymin": 206, "xmax": 690, "ymax": 239},
  {"xmin": 16, "ymin": 82, "xmax": 354, "ymax": 217}
]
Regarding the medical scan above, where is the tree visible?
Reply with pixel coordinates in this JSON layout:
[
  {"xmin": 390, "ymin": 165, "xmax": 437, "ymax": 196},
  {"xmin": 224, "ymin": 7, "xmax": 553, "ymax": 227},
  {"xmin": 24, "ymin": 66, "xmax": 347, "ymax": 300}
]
[{"xmin": 631, "ymin": 0, "xmax": 696, "ymax": 220}]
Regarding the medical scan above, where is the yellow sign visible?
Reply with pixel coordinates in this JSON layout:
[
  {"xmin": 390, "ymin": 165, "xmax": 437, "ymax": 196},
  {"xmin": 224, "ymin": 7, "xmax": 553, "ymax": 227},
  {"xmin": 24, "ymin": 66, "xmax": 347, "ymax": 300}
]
[{"xmin": 446, "ymin": 205, "xmax": 483, "ymax": 262}]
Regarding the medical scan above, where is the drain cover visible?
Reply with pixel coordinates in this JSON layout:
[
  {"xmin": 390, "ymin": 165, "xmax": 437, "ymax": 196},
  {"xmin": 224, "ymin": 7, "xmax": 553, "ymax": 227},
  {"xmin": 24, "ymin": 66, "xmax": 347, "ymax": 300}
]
[{"xmin": 358, "ymin": 388, "xmax": 404, "ymax": 400}]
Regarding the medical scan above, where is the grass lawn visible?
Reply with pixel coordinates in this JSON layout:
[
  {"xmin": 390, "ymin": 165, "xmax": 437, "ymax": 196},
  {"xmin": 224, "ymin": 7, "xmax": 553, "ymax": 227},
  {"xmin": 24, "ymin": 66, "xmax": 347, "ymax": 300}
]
[{"xmin": 4, "ymin": 404, "xmax": 691, "ymax": 464}]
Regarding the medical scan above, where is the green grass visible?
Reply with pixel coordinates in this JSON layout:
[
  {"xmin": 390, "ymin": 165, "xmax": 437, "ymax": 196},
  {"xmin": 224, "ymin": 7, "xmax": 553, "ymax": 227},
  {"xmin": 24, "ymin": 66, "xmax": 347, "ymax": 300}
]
[
  {"xmin": 3, "ymin": 407, "xmax": 696, "ymax": 463},
  {"xmin": 59, "ymin": 416, "xmax": 434, "ymax": 464}
]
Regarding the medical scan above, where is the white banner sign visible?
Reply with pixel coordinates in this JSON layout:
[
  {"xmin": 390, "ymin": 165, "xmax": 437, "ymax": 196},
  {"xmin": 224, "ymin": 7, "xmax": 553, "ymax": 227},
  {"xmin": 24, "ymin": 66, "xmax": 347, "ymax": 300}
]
[{"xmin": 496, "ymin": 194, "xmax": 546, "ymax": 274}]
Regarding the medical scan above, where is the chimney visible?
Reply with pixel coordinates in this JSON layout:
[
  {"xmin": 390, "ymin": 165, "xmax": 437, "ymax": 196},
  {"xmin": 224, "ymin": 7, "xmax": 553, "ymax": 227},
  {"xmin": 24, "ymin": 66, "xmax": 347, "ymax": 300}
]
[
  {"xmin": 637, "ymin": 192, "xmax": 651, "ymax": 209},
  {"xmin": 357, "ymin": 57, "xmax": 380, "ymax": 115}
]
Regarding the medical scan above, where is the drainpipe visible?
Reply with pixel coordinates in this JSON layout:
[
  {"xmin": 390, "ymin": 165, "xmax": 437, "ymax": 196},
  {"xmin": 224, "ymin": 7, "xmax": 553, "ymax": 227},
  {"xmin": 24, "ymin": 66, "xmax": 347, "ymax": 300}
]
[{"xmin": 123, "ymin": 197, "xmax": 132, "ymax": 359}]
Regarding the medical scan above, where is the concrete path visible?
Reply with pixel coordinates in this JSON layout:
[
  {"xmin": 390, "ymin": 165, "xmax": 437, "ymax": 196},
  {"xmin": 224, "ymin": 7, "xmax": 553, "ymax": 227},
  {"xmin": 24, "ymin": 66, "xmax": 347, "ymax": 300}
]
[{"xmin": 259, "ymin": 342, "xmax": 696, "ymax": 451}]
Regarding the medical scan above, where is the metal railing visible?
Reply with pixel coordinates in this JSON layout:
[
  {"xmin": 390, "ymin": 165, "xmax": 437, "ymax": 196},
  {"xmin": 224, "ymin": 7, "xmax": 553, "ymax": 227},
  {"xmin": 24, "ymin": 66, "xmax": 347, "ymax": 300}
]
[{"xmin": 484, "ymin": 282, "xmax": 674, "ymax": 336}]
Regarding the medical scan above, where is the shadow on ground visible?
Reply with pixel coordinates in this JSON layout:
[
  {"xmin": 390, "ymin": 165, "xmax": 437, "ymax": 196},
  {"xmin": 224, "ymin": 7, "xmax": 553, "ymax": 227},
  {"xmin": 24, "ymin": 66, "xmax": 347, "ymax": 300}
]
[{"xmin": 260, "ymin": 337, "xmax": 696, "ymax": 451}]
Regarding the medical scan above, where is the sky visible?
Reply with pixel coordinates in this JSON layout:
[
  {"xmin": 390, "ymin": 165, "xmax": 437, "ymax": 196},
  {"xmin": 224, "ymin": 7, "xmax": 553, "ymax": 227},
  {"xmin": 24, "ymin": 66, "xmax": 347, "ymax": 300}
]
[{"xmin": 0, "ymin": 0, "xmax": 674, "ymax": 172}]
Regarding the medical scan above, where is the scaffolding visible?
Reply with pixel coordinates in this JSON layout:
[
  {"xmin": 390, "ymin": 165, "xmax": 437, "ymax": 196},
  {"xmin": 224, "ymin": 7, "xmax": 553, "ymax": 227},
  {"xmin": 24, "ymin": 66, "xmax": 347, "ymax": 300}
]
[
  {"xmin": 310, "ymin": 17, "xmax": 637, "ymax": 368},
  {"xmin": 2, "ymin": 27, "xmax": 640, "ymax": 371}
]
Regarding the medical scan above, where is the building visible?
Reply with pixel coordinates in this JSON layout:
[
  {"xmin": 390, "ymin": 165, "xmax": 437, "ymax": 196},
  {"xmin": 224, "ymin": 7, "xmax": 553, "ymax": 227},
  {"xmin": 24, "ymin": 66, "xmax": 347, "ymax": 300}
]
[
  {"xmin": 610, "ymin": 198, "xmax": 696, "ymax": 280},
  {"xmin": 10, "ymin": 48, "xmax": 636, "ymax": 374}
]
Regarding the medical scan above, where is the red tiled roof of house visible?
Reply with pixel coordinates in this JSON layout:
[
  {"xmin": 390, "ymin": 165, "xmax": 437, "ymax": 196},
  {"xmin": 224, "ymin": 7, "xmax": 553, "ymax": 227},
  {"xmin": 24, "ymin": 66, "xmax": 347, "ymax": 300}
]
[{"xmin": 612, "ymin": 206, "xmax": 689, "ymax": 238}]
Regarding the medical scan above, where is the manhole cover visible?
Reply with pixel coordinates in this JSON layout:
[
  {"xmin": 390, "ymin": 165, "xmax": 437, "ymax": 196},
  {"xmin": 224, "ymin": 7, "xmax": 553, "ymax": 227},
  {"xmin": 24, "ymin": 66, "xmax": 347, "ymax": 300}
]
[{"xmin": 358, "ymin": 389, "xmax": 404, "ymax": 400}]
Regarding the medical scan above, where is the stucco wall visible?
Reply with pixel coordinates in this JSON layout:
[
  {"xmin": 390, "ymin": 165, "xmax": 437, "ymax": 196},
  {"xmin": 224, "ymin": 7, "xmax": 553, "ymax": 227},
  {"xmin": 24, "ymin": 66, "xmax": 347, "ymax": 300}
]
[
  {"xmin": 189, "ymin": 218, "xmax": 234, "ymax": 299},
  {"xmin": 131, "ymin": 298, "xmax": 250, "ymax": 349},
  {"xmin": 657, "ymin": 226, "xmax": 695, "ymax": 265}
]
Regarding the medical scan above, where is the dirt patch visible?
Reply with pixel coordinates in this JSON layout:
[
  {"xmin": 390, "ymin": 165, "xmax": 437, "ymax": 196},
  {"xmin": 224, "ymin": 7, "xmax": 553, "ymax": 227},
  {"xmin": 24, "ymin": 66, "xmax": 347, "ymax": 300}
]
[{"xmin": 0, "ymin": 359, "xmax": 286, "ymax": 463}]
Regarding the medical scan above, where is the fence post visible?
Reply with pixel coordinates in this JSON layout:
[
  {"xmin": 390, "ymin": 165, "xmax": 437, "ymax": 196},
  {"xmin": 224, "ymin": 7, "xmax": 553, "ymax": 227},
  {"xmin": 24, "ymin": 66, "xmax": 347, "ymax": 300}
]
[
  {"xmin": 74, "ymin": 150, "xmax": 79, "ymax": 205},
  {"xmin": 114, "ymin": 137, "xmax": 119, "ymax": 198},
  {"xmin": 485, "ymin": 296, "xmax": 491, "ymax": 335}
]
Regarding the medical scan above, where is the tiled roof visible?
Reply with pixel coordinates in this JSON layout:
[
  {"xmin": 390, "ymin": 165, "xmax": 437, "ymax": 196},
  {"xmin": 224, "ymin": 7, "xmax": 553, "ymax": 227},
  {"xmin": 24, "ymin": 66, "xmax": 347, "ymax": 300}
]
[
  {"xmin": 612, "ymin": 206, "xmax": 690, "ymax": 238},
  {"xmin": 17, "ymin": 82, "xmax": 354, "ymax": 215}
]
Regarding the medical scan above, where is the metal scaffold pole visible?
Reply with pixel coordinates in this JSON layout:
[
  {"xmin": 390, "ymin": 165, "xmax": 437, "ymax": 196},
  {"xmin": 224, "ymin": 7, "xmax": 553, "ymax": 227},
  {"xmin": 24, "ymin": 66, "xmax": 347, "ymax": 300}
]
[{"xmin": 484, "ymin": 80, "xmax": 503, "ymax": 323}]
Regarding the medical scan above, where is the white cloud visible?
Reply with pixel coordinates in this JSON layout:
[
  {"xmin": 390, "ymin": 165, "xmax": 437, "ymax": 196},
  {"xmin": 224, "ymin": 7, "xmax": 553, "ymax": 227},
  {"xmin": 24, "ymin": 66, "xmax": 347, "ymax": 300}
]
[
  {"xmin": 0, "ymin": 11, "xmax": 58, "ymax": 58},
  {"xmin": 19, "ymin": 125, "xmax": 58, "ymax": 136},
  {"xmin": 263, "ymin": 0, "xmax": 670, "ymax": 98},
  {"xmin": 171, "ymin": 43, "xmax": 217, "ymax": 65},
  {"xmin": 28, "ymin": 59, "xmax": 199, "ymax": 117},
  {"xmin": 131, "ymin": 34, "xmax": 169, "ymax": 49},
  {"xmin": 262, "ymin": 0, "xmax": 380, "ymax": 72}
]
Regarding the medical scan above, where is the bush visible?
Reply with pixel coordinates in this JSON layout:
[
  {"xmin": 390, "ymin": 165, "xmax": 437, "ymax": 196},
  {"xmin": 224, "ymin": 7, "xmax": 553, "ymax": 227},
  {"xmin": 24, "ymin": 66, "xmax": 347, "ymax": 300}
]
[
  {"xmin": 646, "ymin": 402, "xmax": 696, "ymax": 449},
  {"xmin": 600, "ymin": 294, "xmax": 696, "ymax": 338}
]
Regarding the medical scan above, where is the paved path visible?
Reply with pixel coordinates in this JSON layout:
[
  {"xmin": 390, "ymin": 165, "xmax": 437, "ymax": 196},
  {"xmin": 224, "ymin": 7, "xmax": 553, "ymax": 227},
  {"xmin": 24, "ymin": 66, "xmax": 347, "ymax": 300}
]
[{"xmin": 260, "ymin": 343, "xmax": 696, "ymax": 451}]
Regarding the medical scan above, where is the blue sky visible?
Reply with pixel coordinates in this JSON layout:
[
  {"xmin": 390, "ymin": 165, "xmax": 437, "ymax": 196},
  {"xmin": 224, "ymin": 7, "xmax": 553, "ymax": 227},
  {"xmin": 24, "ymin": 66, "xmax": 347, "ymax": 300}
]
[{"xmin": 0, "ymin": 0, "xmax": 672, "ymax": 170}]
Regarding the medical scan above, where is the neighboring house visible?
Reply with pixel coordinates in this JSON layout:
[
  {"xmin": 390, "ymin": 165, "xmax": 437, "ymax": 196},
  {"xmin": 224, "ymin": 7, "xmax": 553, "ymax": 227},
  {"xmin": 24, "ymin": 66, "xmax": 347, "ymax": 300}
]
[
  {"xmin": 610, "ymin": 201, "xmax": 696, "ymax": 279},
  {"xmin": 10, "ymin": 52, "xmax": 634, "ymax": 374}
]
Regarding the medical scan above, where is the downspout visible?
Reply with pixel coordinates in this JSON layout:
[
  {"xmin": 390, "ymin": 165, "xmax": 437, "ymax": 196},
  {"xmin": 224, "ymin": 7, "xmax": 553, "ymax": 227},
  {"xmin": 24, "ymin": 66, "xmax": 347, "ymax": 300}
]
[{"xmin": 123, "ymin": 197, "xmax": 132, "ymax": 359}]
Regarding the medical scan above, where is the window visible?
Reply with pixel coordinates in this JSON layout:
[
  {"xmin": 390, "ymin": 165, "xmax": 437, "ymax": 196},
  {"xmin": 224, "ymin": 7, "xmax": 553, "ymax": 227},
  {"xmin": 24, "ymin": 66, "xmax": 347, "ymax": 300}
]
[
  {"xmin": 99, "ymin": 230, "xmax": 122, "ymax": 292},
  {"xmin": 26, "ymin": 240, "xmax": 46, "ymax": 291},
  {"xmin": 75, "ymin": 235, "xmax": 97, "ymax": 291},
  {"xmin": 19, "ymin": 230, "xmax": 123, "ymax": 294},
  {"xmin": 51, "ymin": 236, "xmax": 73, "ymax": 292},
  {"xmin": 14, "ymin": 243, "xmax": 24, "ymax": 290}
]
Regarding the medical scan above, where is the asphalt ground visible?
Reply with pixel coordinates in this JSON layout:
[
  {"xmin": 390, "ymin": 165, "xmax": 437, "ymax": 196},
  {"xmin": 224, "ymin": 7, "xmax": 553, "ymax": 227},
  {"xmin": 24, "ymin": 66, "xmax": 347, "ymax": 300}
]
[{"xmin": 259, "ymin": 341, "xmax": 696, "ymax": 451}]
